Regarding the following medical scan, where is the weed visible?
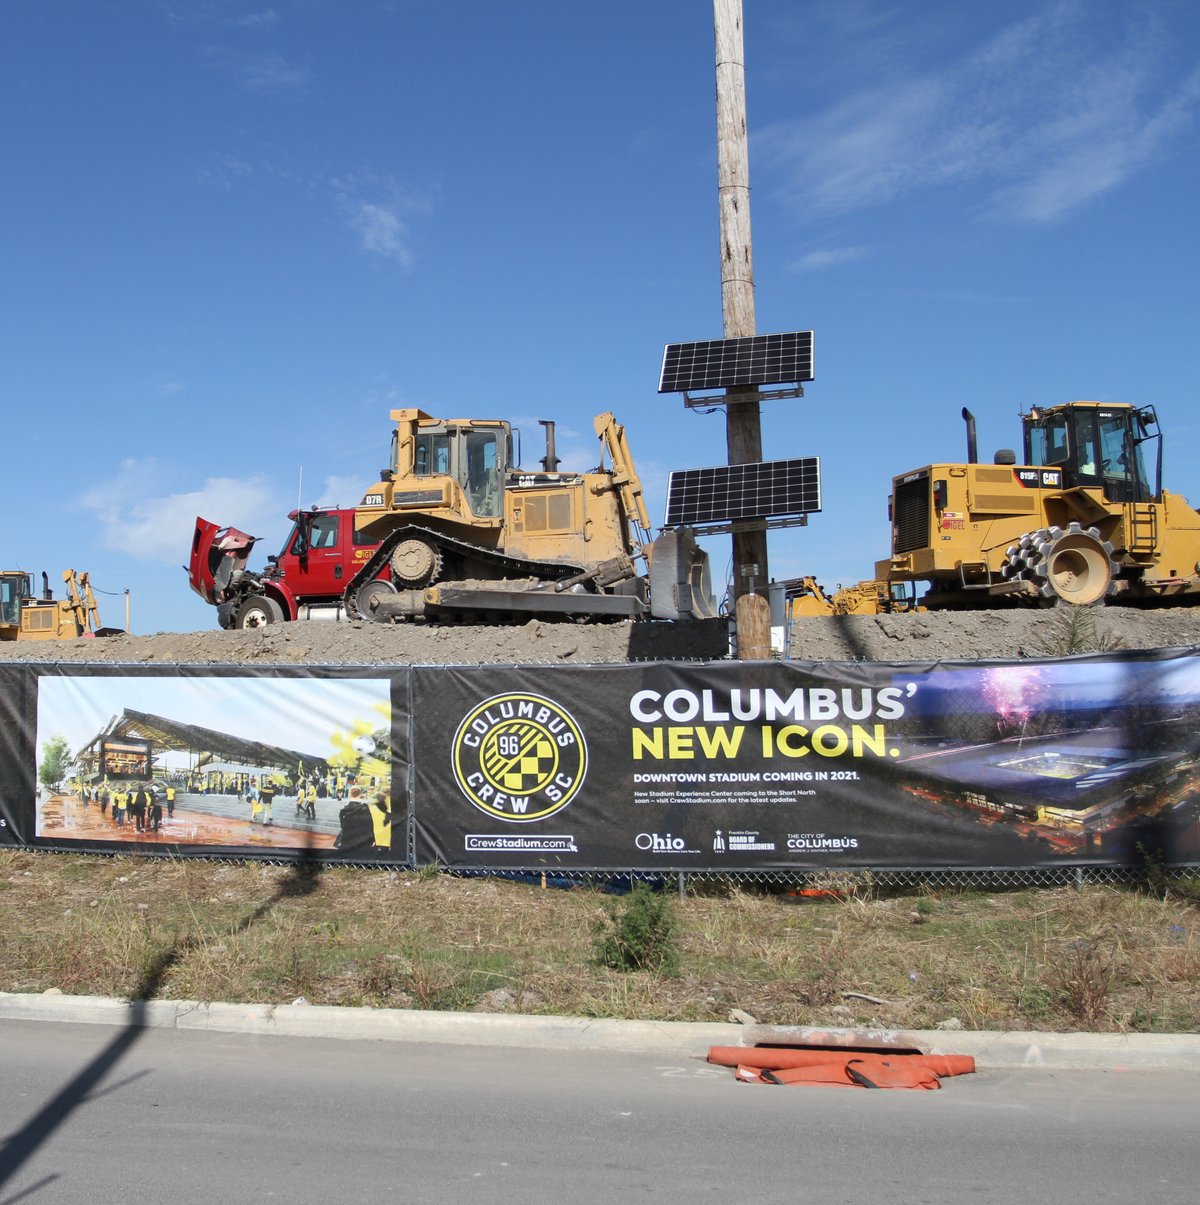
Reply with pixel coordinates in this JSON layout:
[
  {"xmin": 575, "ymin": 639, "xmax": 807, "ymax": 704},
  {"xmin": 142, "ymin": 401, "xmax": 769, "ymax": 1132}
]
[
  {"xmin": 1048, "ymin": 938, "xmax": 1116, "ymax": 1026},
  {"xmin": 359, "ymin": 952, "xmax": 400, "ymax": 1002},
  {"xmin": 1016, "ymin": 983, "xmax": 1054, "ymax": 1020},
  {"xmin": 795, "ymin": 936, "xmax": 844, "ymax": 1006},
  {"xmin": 1135, "ymin": 842, "xmax": 1170, "ymax": 897},
  {"xmin": 1028, "ymin": 607, "xmax": 1122, "ymax": 656},
  {"xmin": 593, "ymin": 882, "xmax": 679, "ymax": 974}
]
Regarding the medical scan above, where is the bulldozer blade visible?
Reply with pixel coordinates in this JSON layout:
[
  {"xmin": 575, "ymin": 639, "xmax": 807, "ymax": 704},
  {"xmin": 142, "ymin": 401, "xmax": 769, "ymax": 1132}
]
[{"xmin": 648, "ymin": 528, "xmax": 717, "ymax": 621}]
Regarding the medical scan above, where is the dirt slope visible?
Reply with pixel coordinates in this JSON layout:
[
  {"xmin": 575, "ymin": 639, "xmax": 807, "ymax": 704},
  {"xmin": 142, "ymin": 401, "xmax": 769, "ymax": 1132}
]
[{"xmin": 1, "ymin": 607, "xmax": 1198, "ymax": 665}]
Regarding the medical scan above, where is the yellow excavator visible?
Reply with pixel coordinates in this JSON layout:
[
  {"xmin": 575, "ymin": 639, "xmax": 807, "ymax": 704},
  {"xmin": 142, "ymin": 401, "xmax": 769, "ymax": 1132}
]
[{"xmin": 0, "ymin": 570, "xmax": 120, "ymax": 640}]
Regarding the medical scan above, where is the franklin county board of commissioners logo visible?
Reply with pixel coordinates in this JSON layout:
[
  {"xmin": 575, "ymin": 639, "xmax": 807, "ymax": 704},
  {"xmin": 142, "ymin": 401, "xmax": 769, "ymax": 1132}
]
[{"xmin": 451, "ymin": 692, "xmax": 588, "ymax": 822}]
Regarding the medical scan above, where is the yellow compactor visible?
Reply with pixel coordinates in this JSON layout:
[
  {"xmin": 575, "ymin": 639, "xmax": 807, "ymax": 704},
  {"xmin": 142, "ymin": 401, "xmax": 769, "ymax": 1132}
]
[
  {"xmin": 790, "ymin": 400, "xmax": 1200, "ymax": 619},
  {"xmin": 876, "ymin": 401, "xmax": 1200, "ymax": 608}
]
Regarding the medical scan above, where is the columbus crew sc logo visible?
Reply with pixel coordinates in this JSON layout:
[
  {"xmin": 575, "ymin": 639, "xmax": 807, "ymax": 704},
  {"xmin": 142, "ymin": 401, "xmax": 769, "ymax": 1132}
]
[{"xmin": 451, "ymin": 692, "xmax": 588, "ymax": 822}]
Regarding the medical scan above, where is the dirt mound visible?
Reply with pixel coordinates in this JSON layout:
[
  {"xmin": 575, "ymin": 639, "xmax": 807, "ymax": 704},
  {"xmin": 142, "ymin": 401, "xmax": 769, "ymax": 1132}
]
[
  {"xmin": 787, "ymin": 606, "xmax": 1200, "ymax": 663},
  {"xmin": 0, "ymin": 618, "xmax": 728, "ymax": 666},
  {"xmin": 0, "ymin": 607, "xmax": 1197, "ymax": 665}
]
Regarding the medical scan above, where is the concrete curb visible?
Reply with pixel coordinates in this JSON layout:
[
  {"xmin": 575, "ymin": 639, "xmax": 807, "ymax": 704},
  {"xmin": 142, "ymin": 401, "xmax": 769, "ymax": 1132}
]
[{"xmin": 2, "ymin": 992, "xmax": 1197, "ymax": 1070}]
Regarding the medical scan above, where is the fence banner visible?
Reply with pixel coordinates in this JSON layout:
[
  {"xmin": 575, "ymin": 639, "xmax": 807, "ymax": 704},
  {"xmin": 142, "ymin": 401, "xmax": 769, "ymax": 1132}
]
[
  {"xmin": 1, "ymin": 650, "xmax": 1198, "ymax": 870},
  {"xmin": 2, "ymin": 665, "xmax": 404, "ymax": 863},
  {"xmin": 412, "ymin": 651, "xmax": 1200, "ymax": 870}
]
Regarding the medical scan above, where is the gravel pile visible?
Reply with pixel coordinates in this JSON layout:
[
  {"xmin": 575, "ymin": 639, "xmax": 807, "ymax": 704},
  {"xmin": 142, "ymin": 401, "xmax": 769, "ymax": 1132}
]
[{"xmin": 0, "ymin": 607, "xmax": 1197, "ymax": 666}]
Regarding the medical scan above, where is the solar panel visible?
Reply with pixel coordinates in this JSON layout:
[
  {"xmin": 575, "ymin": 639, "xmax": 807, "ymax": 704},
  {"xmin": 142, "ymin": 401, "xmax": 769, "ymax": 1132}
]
[
  {"xmin": 659, "ymin": 331, "xmax": 814, "ymax": 394},
  {"xmin": 665, "ymin": 458, "xmax": 821, "ymax": 526}
]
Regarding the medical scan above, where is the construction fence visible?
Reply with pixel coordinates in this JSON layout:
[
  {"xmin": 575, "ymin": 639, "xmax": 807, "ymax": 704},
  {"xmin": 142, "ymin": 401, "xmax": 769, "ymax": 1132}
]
[{"xmin": 2, "ymin": 650, "xmax": 1199, "ymax": 882}]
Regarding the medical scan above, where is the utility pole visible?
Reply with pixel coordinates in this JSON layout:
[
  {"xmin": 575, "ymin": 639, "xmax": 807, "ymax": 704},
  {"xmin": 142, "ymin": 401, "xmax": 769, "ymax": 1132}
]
[{"xmin": 714, "ymin": 0, "xmax": 770, "ymax": 657}]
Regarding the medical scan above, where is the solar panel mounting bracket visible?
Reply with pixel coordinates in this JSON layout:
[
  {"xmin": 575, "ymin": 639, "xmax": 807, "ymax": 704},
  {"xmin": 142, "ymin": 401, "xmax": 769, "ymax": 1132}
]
[
  {"xmin": 669, "ymin": 515, "xmax": 810, "ymax": 537},
  {"xmin": 682, "ymin": 384, "xmax": 805, "ymax": 410}
]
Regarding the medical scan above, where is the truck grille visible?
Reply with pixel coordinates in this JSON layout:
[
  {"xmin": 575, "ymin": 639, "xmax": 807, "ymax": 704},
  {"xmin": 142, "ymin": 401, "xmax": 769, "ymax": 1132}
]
[{"xmin": 893, "ymin": 476, "xmax": 930, "ymax": 554}]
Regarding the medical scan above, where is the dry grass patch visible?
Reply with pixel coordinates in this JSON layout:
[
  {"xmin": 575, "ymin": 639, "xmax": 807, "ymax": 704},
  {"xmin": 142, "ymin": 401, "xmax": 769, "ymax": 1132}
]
[{"xmin": 1, "ymin": 851, "xmax": 1197, "ymax": 1033}]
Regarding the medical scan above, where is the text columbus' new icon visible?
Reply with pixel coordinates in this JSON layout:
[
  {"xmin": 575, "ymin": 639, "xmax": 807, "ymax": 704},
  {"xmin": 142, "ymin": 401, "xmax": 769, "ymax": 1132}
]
[{"xmin": 451, "ymin": 692, "xmax": 588, "ymax": 822}]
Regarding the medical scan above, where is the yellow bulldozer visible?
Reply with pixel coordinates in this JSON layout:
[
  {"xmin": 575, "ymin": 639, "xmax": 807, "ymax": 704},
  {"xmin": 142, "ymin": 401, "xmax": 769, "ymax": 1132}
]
[
  {"xmin": 349, "ymin": 408, "xmax": 715, "ymax": 622},
  {"xmin": 875, "ymin": 401, "xmax": 1200, "ymax": 608},
  {"xmin": 0, "ymin": 569, "xmax": 119, "ymax": 640}
]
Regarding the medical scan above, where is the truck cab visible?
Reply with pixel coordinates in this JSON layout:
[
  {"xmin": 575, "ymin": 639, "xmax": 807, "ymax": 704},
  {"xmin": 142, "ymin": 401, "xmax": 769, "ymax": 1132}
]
[
  {"xmin": 188, "ymin": 508, "xmax": 384, "ymax": 628},
  {"xmin": 268, "ymin": 509, "xmax": 383, "ymax": 612}
]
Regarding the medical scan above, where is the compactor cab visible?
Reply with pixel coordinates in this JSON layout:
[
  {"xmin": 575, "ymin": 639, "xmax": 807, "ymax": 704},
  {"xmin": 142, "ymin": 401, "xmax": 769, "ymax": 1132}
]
[{"xmin": 1022, "ymin": 402, "xmax": 1160, "ymax": 505}]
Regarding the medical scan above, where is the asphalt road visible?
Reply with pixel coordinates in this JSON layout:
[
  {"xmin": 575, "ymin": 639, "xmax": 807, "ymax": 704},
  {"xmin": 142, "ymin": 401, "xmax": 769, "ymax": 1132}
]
[{"xmin": 1, "ymin": 1019, "xmax": 1197, "ymax": 1204}]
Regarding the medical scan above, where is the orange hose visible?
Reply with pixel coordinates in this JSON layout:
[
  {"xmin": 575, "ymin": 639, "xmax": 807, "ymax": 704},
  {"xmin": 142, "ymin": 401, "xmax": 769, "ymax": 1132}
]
[{"xmin": 711, "ymin": 1046, "xmax": 973, "ymax": 1077}]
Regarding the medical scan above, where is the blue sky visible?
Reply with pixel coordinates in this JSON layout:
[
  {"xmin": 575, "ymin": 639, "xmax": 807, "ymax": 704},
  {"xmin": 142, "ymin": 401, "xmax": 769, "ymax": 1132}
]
[{"xmin": 4, "ymin": 1, "xmax": 1198, "ymax": 635}]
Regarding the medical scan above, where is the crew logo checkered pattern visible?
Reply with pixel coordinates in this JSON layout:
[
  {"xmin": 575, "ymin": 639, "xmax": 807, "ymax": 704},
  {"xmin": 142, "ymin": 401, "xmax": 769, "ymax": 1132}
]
[{"xmin": 481, "ymin": 721, "xmax": 558, "ymax": 794}]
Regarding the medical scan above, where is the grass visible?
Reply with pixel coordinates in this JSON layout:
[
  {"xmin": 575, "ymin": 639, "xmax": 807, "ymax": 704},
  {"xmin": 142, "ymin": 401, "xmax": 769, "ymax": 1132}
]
[{"xmin": 2, "ymin": 850, "xmax": 1198, "ymax": 1033}]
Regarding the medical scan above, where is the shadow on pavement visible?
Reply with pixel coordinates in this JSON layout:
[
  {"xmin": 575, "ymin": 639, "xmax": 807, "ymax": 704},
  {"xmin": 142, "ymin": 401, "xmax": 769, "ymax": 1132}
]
[{"xmin": 0, "ymin": 845, "xmax": 323, "ymax": 1196}]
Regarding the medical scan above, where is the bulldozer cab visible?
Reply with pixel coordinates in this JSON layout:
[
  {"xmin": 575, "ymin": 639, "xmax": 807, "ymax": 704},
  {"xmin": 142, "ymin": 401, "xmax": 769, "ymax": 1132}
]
[
  {"xmin": 0, "ymin": 571, "xmax": 31, "ymax": 633},
  {"xmin": 392, "ymin": 414, "xmax": 508, "ymax": 520},
  {"xmin": 1024, "ymin": 402, "xmax": 1159, "ymax": 504}
]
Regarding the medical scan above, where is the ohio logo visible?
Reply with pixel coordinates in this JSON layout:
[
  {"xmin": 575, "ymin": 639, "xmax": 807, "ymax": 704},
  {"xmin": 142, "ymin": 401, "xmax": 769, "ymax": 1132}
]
[{"xmin": 451, "ymin": 692, "xmax": 588, "ymax": 822}]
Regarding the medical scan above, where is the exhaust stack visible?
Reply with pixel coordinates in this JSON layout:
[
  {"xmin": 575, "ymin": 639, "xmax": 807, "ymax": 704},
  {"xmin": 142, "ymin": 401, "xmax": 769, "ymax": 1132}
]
[{"xmin": 539, "ymin": 420, "xmax": 560, "ymax": 473}]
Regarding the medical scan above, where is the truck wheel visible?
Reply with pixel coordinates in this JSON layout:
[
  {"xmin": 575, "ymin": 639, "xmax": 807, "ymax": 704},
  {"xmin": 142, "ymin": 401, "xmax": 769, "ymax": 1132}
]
[
  {"xmin": 390, "ymin": 538, "xmax": 442, "ymax": 587},
  {"xmin": 234, "ymin": 596, "xmax": 284, "ymax": 629},
  {"xmin": 1024, "ymin": 523, "xmax": 1117, "ymax": 606},
  {"xmin": 355, "ymin": 578, "xmax": 397, "ymax": 622}
]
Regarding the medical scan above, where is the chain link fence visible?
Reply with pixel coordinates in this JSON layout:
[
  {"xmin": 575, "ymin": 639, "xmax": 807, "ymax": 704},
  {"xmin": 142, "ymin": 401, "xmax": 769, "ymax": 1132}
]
[
  {"xmin": 442, "ymin": 862, "xmax": 1200, "ymax": 893},
  {"xmin": 21, "ymin": 843, "xmax": 1199, "ymax": 893}
]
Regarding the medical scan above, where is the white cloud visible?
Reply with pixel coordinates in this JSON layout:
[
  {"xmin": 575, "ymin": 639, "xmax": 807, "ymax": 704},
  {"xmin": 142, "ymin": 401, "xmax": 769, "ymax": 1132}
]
[
  {"xmin": 194, "ymin": 158, "xmax": 431, "ymax": 269},
  {"xmin": 83, "ymin": 460, "xmax": 282, "ymax": 564},
  {"xmin": 992, "ymin": 60, "xmax": 1200, "ymax": 222},
  {"xmin": 347, "ymin": 201, "xmax": 412, "ymax": 265},
  {"xmin": 195, "ymin": 153, "xmax": 254, "ymax": 192},
  {"xmin": 331, "ymin": 172, "xmax": 433, "ymax": 267},
  {"xmin": 760, "ymin": 4, "xmax": 1200, "ymax": 224},
  {"xmin": 311, "ymin": 475, "xmax": 368, "ymax": 510},
  {"xmin": 203, "ymin": 47, "xmax": 309, "ymax": 93},
  {"xmin": 234, "ymin": 9, "xmax": 279, "ymax": 29},
  {"xmin": 236, "ymin": 50, "xmax": 309, "ymax": 92},
  {"xmin": 790, "ymin": 245, "xmax": 869, "ymax": 273}
]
